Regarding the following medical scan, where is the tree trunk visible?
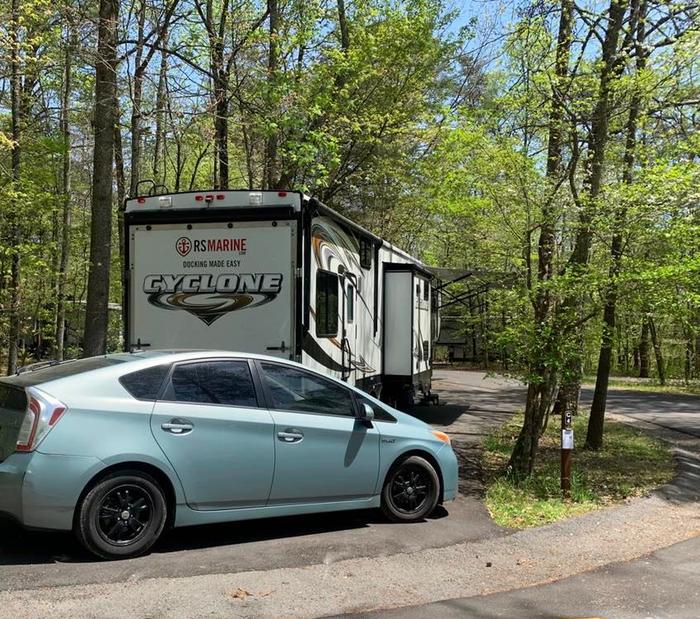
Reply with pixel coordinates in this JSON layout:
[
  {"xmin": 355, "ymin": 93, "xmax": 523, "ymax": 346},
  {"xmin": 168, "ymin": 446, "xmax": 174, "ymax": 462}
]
[
  {"xmin": 83, "ymin": 0, "xmax": 118, "ymax": 357},
  {"xmin": 648, "ymin": 317, "xmax": 665, "ymax": 385},
  {"xmin": 639, "ymin": 316, "xmax": 650, "ymax": 378},
  {"xmin": 587, "ymin": 0, "xmax": 647, "ymax": 449},
  {"xmin": 128, "ymin": 0, "xmax": 146, "ymax": 198},
  {"xmin": 553, "ymin": 0, "xmax": 627, "ymax": 418},
  {"xmin": 115, "ymin": 100, "xmax": 127, "ymax": 285},
  {"xmin": 54, "ymin": 27, "xmax": 76, "ymax": 361},
  {"xmin": 7, "ymin": 0, "xmax": 22, "ymax": 374},
  {"xmin": 153, "ymin": 37, "xmax": 169, "ymax": 185},
  {"xmin": 508, "ymin": 0, "xmax": 572, "ymax": 478},
  {"xmin": 214, "ymin": 74, "xmax": 229, "ymax": 190},
  {"xmin": 264, "ymin": 0, "xmax": 281, "ymax": 189}
]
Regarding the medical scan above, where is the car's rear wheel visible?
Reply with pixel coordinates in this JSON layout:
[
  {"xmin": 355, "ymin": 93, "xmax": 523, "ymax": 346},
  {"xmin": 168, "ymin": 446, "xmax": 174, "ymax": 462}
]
[
  {"xmin": 76, "ymin": 471, "xmax": 167, "ymax": 560},
  {"xmin": 381, "ymin": 455, "xmax": 440, "ymax": 522}
]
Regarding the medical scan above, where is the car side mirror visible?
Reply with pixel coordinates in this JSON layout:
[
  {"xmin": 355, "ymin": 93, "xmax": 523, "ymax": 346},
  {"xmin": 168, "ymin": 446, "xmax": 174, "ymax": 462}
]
[{"xmin": 357, "ymin": 402, "xmax": 374, "ymax": 422}]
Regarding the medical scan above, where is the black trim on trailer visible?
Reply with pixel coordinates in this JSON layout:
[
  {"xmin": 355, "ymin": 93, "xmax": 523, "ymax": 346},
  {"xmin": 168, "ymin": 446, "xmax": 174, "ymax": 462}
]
[
  {"xmin": 294, "ymin": 210, "xmax": 303, "ymax": 359},
  {"xmin": 302, "ymin": 332, "xmax": 345, "ymax": 373},
  {"xmin": 382, "ymin": 261, "xmax": 434, "ymax": 280},
  {"xmin": 373, "ymin": 244, "xmax": 380, "ymax": 337},
  {"xmin": 124, "ymin": 206, "xmax": 297, "ymax": 226},
  {"xmin": 302, "ymin": 198, "xmax": 313, "ymax": 332},
  {"xmin": 122, "ymin": 216, "xmax": 131, "ymax": 351},
  {"xmin": 410, "ymin": 271, "xmax": 415, "ymax": 381}
]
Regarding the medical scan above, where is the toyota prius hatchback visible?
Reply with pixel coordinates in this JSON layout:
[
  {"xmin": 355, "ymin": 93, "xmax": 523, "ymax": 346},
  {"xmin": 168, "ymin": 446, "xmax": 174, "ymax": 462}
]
[{"xmin": 0, "ymin": 351, "xmax": 458, "ymax": 559}]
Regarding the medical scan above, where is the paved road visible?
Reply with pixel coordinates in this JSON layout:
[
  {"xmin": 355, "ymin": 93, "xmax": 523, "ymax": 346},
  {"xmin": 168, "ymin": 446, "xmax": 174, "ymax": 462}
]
[
  {"xmin": 337, "ymin": 535, "xmax": 700, "ymax": 619},
  {"xmin": 584, "ymin": 388, "xmax": 700, "ymax": 438},
  {"xmin": 338, "ymin": 371, "xmax": 700, "ymax": 619},
  {"xmin": 0, "ymin": 371, "xmax": 515, "ymax": 591},
  {"xmin": 430, "ymin": 368, "xmax": 700, "ymax": 439}
]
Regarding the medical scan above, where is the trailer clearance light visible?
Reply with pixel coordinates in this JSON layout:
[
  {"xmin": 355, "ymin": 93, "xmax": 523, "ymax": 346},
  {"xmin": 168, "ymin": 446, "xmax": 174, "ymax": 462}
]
[
  {"xmin": 249, "ymin": 192, "xmax": 263, "ymax": 205},
  {"xmin": 195, "ymin": 195, "xmax": 204, "ymax": 202},
  {"xmin": 137, "ymin": 197, "xmax": 146, "ymax": 204},
  {"xmin": 431, "ymin": 430, "xmax": 451, "ymax": 444},
  {"xmin": 278, "ymin": 191, "xmax": 287, "ymax": 197}
]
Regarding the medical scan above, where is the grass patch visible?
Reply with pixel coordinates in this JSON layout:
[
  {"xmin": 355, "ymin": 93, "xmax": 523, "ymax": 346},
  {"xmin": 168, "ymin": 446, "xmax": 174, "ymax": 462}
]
[{"xmin": 483, "ymin": 412, "xmax": 675, "ymax": 529}]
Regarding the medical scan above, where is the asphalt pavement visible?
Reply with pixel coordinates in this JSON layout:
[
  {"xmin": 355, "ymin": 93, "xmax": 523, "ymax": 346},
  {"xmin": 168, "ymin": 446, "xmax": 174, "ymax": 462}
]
[
  {"xmin": 338, "ymin": 535, "xmax": 700, "ymax": 619},
  {"xmin": 335, "ymin": 370, "xmax": 700, "ymax": 619}
]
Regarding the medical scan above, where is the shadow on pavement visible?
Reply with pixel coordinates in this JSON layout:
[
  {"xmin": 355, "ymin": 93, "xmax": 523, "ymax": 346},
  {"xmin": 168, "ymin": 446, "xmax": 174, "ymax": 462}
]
[
  {"xmin": 656, "ymin": 451, "xmax": 700, "ymax": 504},
  {"xmin": 0, "ymin": 506, "xmax": 449, "ymax": 566}
]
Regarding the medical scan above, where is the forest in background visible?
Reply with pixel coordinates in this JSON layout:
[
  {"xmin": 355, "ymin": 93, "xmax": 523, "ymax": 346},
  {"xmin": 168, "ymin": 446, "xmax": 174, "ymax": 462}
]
[{"xmin": 1, "ymin": 0, "xmax": 698, "ymax": 473}]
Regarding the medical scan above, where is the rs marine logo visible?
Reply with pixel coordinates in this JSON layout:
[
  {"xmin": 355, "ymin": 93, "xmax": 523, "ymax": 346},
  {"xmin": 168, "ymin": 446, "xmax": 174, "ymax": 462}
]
[
  {"xmin": 143, "ymin": 273, "xmax": 283, "ymax": 325},
  {"xmin": 175, "ymin": 237, "xmax": 192, "ymax": 257}
]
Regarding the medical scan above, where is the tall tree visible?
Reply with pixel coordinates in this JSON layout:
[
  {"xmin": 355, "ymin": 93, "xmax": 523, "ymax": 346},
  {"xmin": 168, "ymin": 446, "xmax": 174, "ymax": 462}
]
[
  {"xmin": 586, "ymin": 0, "xmax": 648, "ymax": 448},
  {"xmin": 83, "ymin": 0, "xmax": 119, "ymax": 357},
  {"xmin": 508, "ymin": 0, "xmax": 574, "ymax": 477},
  {"xmin": 6, "ymin": 0, "xmax": 22, "ymax": 374},
  {"xmin": 552, "ymin": 0, "xmax": 628, "ymax": 419},
  {"xmin": 54, "ymin": 26, "xmax": 76, "ymax": 361}
]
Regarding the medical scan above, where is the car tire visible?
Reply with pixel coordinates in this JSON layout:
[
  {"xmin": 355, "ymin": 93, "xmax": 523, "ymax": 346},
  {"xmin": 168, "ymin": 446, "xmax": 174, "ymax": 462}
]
[
  {"xmin": 381, "ymin": 455, "xmax": 440, "ymax": 522},
  {"xmin": 75, "ymin": 471, "xmax": 167, "ymax": 560}
]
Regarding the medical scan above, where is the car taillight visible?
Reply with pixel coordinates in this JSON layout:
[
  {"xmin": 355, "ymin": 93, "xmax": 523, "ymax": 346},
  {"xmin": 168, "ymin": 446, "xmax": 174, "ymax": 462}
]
[{"xmin": 16, "ymin": 387, "xmax": 66, "ymax": 452}]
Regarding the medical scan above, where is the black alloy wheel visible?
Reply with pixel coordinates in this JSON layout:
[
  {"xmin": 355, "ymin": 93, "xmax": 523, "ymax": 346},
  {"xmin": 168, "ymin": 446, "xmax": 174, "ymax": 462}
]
[
  {"xmin": 381, "ymin": 455, "xmax": 440, "ymax": 522},
  {"xmin": 76, "ymin": 471, "xmax": 167, "ymax": 560},
  {"xmin": 96, "ymin": 484, "xmax": 154, "ymax": 545}
]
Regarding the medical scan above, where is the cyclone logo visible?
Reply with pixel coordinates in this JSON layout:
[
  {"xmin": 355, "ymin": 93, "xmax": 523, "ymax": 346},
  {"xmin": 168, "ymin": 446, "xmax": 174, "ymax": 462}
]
[{"xmin": 143, "ymin": 272, "xmax": 283, "ymax": 325}]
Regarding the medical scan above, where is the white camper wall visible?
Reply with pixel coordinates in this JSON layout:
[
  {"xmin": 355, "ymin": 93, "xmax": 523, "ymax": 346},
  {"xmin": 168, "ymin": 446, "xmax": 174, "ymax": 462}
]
[{"xmin": 383, "ymin": 271, "xmax": 412, "ymax": 376}]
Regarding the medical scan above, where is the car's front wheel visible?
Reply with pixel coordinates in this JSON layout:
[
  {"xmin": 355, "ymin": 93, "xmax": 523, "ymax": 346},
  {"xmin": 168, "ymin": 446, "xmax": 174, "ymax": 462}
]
[
  {"xmin": 381, "ymin": 455, "xmax": 440, "ymax": 522},
  {"xmin": 75, "ymin": 471, "xmax": 167, "ymax": 560}
]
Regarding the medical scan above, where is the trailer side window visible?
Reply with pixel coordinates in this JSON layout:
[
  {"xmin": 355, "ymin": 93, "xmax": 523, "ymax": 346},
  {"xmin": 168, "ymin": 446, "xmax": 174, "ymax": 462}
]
[
  {"xmin": 316, "ymin": 271, "xmax": 339, "ymax": 337},
  {"xmin": 346, "ymin": 284, "xmax": 355, "ymax": 323},
  {"xmin": 359, "ymin": 239, "xmax": 373, "ymax": 270}
]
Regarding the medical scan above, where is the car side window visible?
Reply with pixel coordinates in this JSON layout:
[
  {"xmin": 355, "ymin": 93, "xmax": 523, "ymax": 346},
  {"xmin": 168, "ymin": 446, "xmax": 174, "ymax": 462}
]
[
  {"xmin": 120, "ymin": 364, "xmax": 171, "ymax": 400},
  {"xmin": 355, "ymin": 393, "xmax": 396, "ymax": 423},
  {"xmin": 168, "ymin": 361, "xmax": 257, "ymax": 407},
  {"xmin": 260, "ymin": 363, "xmax": 354, "ymax": 417}
]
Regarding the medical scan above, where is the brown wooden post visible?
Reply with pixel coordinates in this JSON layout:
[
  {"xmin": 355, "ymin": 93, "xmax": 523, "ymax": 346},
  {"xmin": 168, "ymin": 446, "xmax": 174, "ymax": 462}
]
[{"xmin": 561, "ymin": 410, "xmax": 573, "ymax": 495}]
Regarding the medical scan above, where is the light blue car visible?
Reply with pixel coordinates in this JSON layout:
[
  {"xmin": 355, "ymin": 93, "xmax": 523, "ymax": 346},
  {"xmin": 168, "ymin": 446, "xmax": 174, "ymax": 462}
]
[{"xmin": 0, "ymin": 351, "xmax": 458, "ymax": 559}]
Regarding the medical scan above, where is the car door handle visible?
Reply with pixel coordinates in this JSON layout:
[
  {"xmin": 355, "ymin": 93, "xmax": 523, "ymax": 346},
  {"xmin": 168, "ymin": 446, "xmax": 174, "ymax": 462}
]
[
  {"xmin": 277, "ymin": 429, "xmax": 303, "ymax": 443},
  {"xmin": 161, "ymin": 419, "xmax": 194, "ymax": 434}
]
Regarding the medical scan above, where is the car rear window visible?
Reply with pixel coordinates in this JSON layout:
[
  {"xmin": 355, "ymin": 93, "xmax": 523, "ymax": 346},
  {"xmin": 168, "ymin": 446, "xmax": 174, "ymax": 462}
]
[
  {"xmin": 119, "ymin": 365, "xmax": 171, "ymax": 400},
  {"xmin": 5, "ymin": 357, "xmax": 129, "ymax": 388}
]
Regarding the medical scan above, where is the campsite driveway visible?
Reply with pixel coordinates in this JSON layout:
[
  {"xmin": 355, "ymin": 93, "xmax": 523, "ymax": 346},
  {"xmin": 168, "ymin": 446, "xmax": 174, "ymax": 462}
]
[
  {"xmin": 0, "ymin": 370, "xmax": 698, "ymax": 617},
  {"xmin": 2, "ymin": 370, "xmax": 697, "ymax": 591},
  {"xmin": 0, "ymin": 370, "xmax": 517, "ymax": 592}
]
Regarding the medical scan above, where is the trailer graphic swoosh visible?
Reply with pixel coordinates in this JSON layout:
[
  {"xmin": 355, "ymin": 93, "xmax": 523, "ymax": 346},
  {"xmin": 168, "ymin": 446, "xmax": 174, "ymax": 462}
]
[{"xmin": 148, "ymin": 291, "xmax": 278, "ymax": 325}]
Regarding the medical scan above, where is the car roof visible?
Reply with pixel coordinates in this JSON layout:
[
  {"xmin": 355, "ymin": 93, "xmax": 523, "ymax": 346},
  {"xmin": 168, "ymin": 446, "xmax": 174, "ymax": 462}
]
[{"xmin": 1, "ymin": 349, "xmax": 329, "ymax": 389}]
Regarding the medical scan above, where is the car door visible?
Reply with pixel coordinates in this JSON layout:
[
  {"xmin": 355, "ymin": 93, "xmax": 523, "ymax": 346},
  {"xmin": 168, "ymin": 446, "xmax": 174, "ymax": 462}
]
[
  {"xmin": 257, "ymin": 361, "xmax": 380, "ymax": 504},
  {"xmin": 151, "ymin": 359, "xmax": 275, "ymax": 510}
]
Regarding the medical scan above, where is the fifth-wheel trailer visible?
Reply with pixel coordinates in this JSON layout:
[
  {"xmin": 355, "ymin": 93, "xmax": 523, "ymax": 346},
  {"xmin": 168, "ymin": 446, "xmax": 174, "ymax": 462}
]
[{"xmin": 124, "ymin": 190, "xmax": 438, "ymax": 406}]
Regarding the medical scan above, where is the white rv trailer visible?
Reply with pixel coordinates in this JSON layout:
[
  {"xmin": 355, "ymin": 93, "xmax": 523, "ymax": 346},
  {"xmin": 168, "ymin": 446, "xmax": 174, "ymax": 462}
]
[{"xmin": 124, "ymin": 190, "xmax": 436, "ymax": 406}]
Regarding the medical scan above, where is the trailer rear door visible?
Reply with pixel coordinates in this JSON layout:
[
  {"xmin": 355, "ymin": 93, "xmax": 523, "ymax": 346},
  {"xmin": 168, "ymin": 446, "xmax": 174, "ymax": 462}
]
[{"xmin": 127, "ymin": 220, "xmax": 296, "ymax": 358}]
